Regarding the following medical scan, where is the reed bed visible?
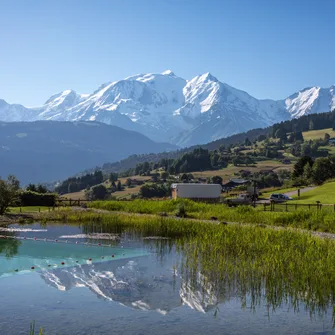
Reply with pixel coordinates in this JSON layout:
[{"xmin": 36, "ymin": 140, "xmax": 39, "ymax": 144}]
[
  {"xmin": 30, "ymin": 206, "xmax": 335, "ymax": 324},
  {"xmin": 38, "ymin": 209, "xmax": 335, "ymax": 319},
  {"xmin": 178, "ymin": 224, "xmax": 335, "ymax": 320},
  {"xmin": 88, "ymin": 199, "xmax": 335, "ymax": 233}
]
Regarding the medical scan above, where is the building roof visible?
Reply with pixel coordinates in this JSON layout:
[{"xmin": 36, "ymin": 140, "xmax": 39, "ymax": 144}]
[
  {"xmin": 229, "ymin": 178, "xmax": 249, "ymax": 184},
  {"xmin": 171, "ymin": 183, "xmax": 221, "ymax": 189}
]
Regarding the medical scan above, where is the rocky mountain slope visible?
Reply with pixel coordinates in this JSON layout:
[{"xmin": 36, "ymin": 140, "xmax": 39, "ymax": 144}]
[{"xmin": 0, "ymin": 71, "xmax": 334, "ymax": 147}]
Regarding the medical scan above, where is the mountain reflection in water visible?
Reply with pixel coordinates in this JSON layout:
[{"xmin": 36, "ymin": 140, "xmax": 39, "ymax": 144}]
[{"xmin": 0, "ymin": 223, "xmax": 334, "ymax": 325}]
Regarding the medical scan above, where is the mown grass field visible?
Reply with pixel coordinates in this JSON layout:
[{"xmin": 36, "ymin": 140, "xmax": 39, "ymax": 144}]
[
  {"xmin": 8, "ymin": 206, "xmax": 50, "ymax": 213},
  {"xmin": 302, "ymin": 128, "xmax": 335, "ymax": 140},
  {"xmin": 291, "ymin": 181, "xmax": 335, "ymax": 204}
]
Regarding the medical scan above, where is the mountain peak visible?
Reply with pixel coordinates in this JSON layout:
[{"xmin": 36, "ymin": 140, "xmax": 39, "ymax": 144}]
[
  {"xmin": 44, "ymin": 89, "xmax": 78, "ymax": 105},
  {"xmin": 1, "ymin": 70, "xmax": 334, "ymax": 148},
  {"xmin": 200, "ymin": 72, "xmax": 218, "ymax": 82},
  {"xmin": 161, "ymin": 70, "xmax": 175, "ymax": 76}
]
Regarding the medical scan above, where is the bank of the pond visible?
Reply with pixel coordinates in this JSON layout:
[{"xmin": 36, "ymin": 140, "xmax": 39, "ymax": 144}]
[
  {"xmin": 88, "ymin": 199, "xmax": 335, "ymax": 234},
  {"xmin": 22, "ymin": 210, "xmax": 335, "ymax": 314},
  {"xmin": 22, "ymin": 207, "xmax": 335, "ymax": 243},
  {"xmin": 0, "ymin": 213, "xmax": 35, "ymax": 225}
]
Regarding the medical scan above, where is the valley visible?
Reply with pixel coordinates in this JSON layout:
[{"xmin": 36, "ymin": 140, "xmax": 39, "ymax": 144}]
[{"xmin": 2, "ymin": 1, "xmax": 335, "ymax": 334}]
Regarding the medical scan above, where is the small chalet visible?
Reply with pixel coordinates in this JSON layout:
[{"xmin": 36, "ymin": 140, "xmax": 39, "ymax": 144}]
[{"xmin": 222, "ymin": 178, "xmax": 249, "ymax": 190}]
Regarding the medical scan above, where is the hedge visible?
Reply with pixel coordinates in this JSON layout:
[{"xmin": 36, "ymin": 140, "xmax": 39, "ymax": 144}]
[{"xmin": 19, "ymin": 191, "xmax": 57, "ymax": 207}]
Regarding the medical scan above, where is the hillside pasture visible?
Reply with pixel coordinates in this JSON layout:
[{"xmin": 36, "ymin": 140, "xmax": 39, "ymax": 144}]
[
  {"xmin": 291, "ymin": 181, "xmax": 335, "ymax": 204},
  {"xmin": 192, "ymin": 160, "xmax": 292, "ymax": 182},
  {"xmin": 302, "ymin": 128, "xmax": 335, "ymax": 140},
  {"xmin": 62, "ymin": 175, "xmax": 151, "ymax": 200}
]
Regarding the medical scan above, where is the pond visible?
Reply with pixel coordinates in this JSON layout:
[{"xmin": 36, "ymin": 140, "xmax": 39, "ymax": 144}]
[{"xmin": 0, "ymin": 223, "xmax": 334, "ymax": 335}]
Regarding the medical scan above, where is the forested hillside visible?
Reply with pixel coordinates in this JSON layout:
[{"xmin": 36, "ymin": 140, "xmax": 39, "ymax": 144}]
[{"xmin": 82, "ymin": 110, "xmax": 335, "ymax": 176}]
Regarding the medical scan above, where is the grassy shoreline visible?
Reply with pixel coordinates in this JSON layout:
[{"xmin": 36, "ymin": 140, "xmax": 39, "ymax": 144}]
[
  {"xmin": 2, "ymin": 196, "xmax": 335, "ymax": 234},
  {"xmin": 27, "ymin": 205, "xmax": 335, "ymax": 319},
  {"xmin": 87, "ymin": 199, "xmax": 335, "ymax": 233}
]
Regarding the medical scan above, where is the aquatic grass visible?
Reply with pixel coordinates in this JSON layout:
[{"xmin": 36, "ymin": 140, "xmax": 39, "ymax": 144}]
[
  {"xmin": 39, "ymin": 210, "xmax": 207, "ymax": 239},
  {"xmin": 31, "ymin": 209, "xmax": 335, "ymax": 322},
  {"xmin": 29, "ymin": 321, "xmax": 44, "ymax": 335},
  {"xmin": 177, "ymin": 223, "xmax": 335, "ymax": 319},
  {"xmin": 88, "ymin": 199, "xmax": 335, "ymax": 233}
]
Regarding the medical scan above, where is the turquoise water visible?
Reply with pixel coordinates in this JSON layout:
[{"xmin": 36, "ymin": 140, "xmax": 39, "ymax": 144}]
[
  {"xmin": 0, "ymin": 239, "xmax": 148, "ymax": 278},
  {"xmin": 0, "ymin": 223, "xmax": 334, "ymax": 335}
]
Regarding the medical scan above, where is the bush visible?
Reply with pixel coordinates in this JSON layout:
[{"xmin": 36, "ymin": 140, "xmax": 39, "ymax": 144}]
[
  {"xmin": 176, "ymin": 203, "xmax": 187, "ymax": 218},
  {"xmin": 19, "ymin": 191, "xmax": 57, "ymax": 206},
  {"xmin": 85, "ymin": 185, "xmax": 107, "ymax": 200},
  {"xmin": 139, "ymin": 183, "xmax": 169, "ymax": 198}
]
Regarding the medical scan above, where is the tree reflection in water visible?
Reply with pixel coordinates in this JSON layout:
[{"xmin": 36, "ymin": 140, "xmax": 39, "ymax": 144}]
[{"xmin": 0, "ymin": 233, "xmax": 21, "ymax": 258}]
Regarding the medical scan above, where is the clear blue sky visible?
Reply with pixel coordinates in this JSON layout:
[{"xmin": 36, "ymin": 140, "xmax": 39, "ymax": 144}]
[{"xmin": 1, "ymin": 0, "xmax": 334, "ymax": 106}]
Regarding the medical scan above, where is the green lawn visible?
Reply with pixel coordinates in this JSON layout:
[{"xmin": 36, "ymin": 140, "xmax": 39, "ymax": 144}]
[
  {"xmin": 291, "ymin": 181, "xmax": 335, "ymax": 204},
  {"xmin": 8, "ymin": 206, "xmax": 50, "ymax": 213}
]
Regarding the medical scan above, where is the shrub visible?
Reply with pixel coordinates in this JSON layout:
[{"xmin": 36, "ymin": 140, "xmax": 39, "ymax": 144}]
[
  {"xmin": 19, "ymin": 191, "xmax": 57, "ymax": 207},
  {"xmin": 176, "ymin": 203, "xmax": 187, "ymax": 218}
]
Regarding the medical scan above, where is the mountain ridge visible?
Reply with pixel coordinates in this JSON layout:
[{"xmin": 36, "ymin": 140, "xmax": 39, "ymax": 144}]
[
  {"xmin": 1, "ymin": 71, "xmax": 334, "ymax": 147},
  {"xmin": 0, "ymin": 120, "xmax": 176, "ymax": 184}
]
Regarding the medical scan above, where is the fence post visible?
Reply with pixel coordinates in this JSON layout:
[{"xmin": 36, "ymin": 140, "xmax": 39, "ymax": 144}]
[{"xmin": 316, "ymin": 201, "xmax": 321, "ymax": 211}]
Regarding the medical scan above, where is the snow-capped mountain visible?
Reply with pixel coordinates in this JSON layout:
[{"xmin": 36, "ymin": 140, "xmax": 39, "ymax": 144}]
[
  {"xmin": 1, "ymin": 71, "xmax": 334, "ymax": 146},
  {"xmin": 40, "ymin": 256, "xmax": 221, "ymax": 314}
]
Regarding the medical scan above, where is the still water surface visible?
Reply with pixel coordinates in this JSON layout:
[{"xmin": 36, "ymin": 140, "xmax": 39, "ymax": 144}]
[{"xmin": 0, "ymin": 223, "xmax": 334, "ymax": 334}]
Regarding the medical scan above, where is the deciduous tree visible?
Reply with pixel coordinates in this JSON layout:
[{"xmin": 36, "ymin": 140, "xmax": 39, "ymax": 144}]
[{"xmin": 0, "ymin": 175, "xmax": 20, "ymax": 215}]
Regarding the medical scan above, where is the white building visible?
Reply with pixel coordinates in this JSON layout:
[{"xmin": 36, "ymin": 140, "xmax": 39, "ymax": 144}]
[{"xmin": 171, "ymin": 183, "xmax": 222, "ymax": 201}]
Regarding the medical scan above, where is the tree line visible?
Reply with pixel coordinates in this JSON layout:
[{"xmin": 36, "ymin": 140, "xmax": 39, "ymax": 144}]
[
  {"xmin": 55, "ymin": 171, "xmax": 103, "ymax": 194},
  {"xmin": 292, "ymin": 155, "xmax": 335, "ymax": 185},
  {"xmin": 0, "ymin": 176, "xmax": 57, "ymax": 215}
]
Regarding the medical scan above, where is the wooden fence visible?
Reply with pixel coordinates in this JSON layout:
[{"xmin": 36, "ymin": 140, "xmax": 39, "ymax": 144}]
[
  {"xmin": 56, "ymin": 199, "xmax": 90, "ymax": 207},
  {"xmin": 261, "ymin": 202, "xmax": 335, "ymax": 212}
]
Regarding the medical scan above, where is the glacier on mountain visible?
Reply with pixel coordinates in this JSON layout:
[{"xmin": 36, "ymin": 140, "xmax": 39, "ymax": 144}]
[{"xmin": 0, "ymin": 71, "xmax": 334, "ymax": 147}]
